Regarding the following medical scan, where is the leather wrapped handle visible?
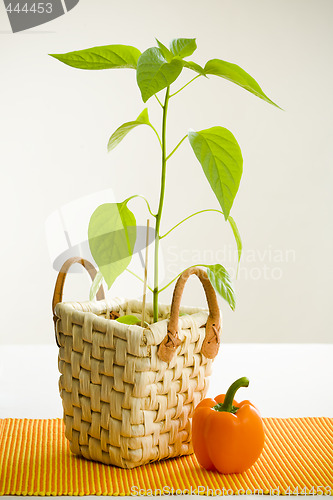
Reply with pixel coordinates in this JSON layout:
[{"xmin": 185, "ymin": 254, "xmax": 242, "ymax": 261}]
[
  {"xmin": 158, "ymin": 267, "xmax": 221, "ymax": 363},
  {"xmin": 52, "ymin": 257, "xmax": 104, "ymax": 347}
]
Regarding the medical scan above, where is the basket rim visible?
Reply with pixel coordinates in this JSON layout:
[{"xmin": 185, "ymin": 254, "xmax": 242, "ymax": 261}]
[{"xmin": 54, "ymin": 297, "xmax": 211, "ymax": 347}]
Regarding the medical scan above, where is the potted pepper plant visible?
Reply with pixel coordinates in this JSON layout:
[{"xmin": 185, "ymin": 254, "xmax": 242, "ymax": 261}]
[{"xmin": 51, "ymin": 38, "xmax": 279, "ymax": 468}]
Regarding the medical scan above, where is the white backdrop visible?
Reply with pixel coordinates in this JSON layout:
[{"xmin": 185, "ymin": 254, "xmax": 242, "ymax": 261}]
[{"xmin": 0, "ymin": 0, "xmax": 332, "ymax": 344}]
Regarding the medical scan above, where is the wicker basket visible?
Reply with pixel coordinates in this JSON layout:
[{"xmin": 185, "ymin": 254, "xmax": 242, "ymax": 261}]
[{"xmin": 52, "ymin": 257, "xmax": 221, "ymax": 468}]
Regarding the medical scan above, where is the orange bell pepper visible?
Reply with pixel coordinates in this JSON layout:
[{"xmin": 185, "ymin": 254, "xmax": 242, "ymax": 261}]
[{"xmin": 192, "ymin": 377, "xmax": 265, "ymax": 474}]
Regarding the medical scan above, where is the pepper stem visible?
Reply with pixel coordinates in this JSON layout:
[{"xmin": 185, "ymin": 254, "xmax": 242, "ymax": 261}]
[{"xmin": 214, "ymin": 377, "xmax": 250, "ymax": 413}]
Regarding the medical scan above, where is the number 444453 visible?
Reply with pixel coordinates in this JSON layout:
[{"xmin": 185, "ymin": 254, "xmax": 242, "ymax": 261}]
[
  {"xmin": 285, "ymin": 486, "xmax": 332, "ymax": 495},
  {"xmin": 6, "ymin": 3, "xmax": 52, "ymax": 13}
]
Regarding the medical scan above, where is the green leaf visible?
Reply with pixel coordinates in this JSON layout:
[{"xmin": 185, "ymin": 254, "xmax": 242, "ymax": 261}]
[
  {"xmin": 107, "ymin": 108, "xmax": 150, "ymax": 152},
  {"xmin": 204, "ymin": 59, "xmax": 280, "ymax": 108},
  {"xmin": 228, "ymin": 216, "xmax": 242, "ymax": 277},
  {"xmin": 183, "ymin": 60, "xmax": 206, "ymax": 76},
  {"xmin": 115, "ymin": 314, "xmax": 141, "ymax": 325},
  {"xmin": 170, "ymin": 38, "xmax": 197, "ymax": 58},
  {"xmin": 88, "ymin": 201, "xmax": 136, "ymax": 289},
  {"xmin": 188, "ymin": 127, "xmax": 243, "ymax": 220},
  {"xmin": 115, "ymin": 315, "xmax": 149, "ymax": 327},
  {"xmin": 155, "ymin": 39, "xmax": 173, "ymax": 62},
  {"xmin": 89, "ymin": 271, "xmax": 103, "ymax": 301},
  {"xmin": 136, "ymin": 47, "xmax": 183, "ymax": 102},
  {"xmin": 49, "ymin": 44, "xmax": 141, "ymax": 70},
  {"xmin": 204, "ymin": 264, "xmax": 235, "ymax": 311}
]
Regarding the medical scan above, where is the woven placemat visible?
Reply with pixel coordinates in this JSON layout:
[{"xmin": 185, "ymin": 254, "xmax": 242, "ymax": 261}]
[{"xmin": 0, "ymin": 418, "xmax": 332, "ymax": 496}]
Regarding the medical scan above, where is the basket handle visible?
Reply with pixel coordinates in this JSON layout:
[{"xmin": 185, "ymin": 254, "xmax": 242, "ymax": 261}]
[
  {"xmin": 158, "ymin": 267, "xmax": 221, "ymax": 363},
  {"xmin": 52, "ymin": 257, "xmax": 104, "ymax": 346}
]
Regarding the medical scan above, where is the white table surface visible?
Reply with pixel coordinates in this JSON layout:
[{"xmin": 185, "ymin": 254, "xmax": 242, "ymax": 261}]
[{"xmin": 1, "ymin": 343, "xmax": 332, "ymax": 498}]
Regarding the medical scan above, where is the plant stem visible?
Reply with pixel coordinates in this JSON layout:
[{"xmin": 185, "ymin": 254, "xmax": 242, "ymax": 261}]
[
  {"xmin": 149, "ymin": 123, "xmax": 162, "ymax": 149},
  {"xmin": 169, "ymin": 75, "xmax": 201, "ymax": 98},
  {"xmin": 160, "ymin": 209, "xmax": 224, "ymax": 239},
  {"xmin": 126, "ymin": 269, "xmax": 154, "ymax": 293},
  {"xmin": 124, "ymin": 194, "xmax": 157, "ymax": 218},
  {"xmin": 158, "ymin": 263, "xmax": 206, "ymax": 294},
  {"xmin": 159, "ymin": 207, "xmax": 242, "ymax": 277},
  {"xmin": 158, "ymin": 270, "xmax": 183, "ymax": 294},
  {"xmin": 154, "ymin": 94, "xmax": 163, "ymax": 108},
  {"xmin": 166, "ymin": 135, "xmax": 187, "ymax": 161},
  {"xmin": 213, "ymin": 377, "xmax": 249, "ymax": 414},
  {"xmin": 153, "ymin": 86, "xmax": 170, "ymax": 322}
]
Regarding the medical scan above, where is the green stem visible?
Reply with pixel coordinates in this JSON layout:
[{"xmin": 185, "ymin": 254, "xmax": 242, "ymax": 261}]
[
  {"xmin": 213, "ymin": 377, "xmax": 249, "ymax": 414},
  {"xmin": 166, "ymin": 135, "xmax": 187, "ymax": 161},
  {"xmin": 158, "ymin": 271, "xmax": 183, "ymax": 294},
  {"xmin": 160, "ymin": 209, "xmax": 224, "ymax": 239},
  {"xmin": 159, "ymin": 208, "xmax": 242, "ymax": 277},
  {"xmin": 157, "ymin": 263, "xmax": 207, "ymax": 294},
  {"xmin": 154, "ymin": 94, "xmax": 163, "ymax": 108},
  {"xmin": 169, "ymin": 75, "xmax": 201, "ymax": 98},
  {"xmin": 149, "ymin": 124, "xmax": 162, "ymax": 149},
  {"xmin": 153, "ymin": 86, "xmax": 170, "ymax": 321},
  {"xmin": 124, "ymin": 194, "xmax": 157, "ymax": 218},
  {"xmin": 126, "ymin": 269, "xmax": 154, "ymax": 293}
]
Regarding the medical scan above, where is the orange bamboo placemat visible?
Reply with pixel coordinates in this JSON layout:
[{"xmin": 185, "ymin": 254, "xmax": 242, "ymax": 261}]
[{"xmin": 0, "ymin": 418, "xmax": 332, "ymax": 496}]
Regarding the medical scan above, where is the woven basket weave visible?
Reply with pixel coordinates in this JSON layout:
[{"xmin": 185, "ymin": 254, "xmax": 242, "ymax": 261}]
[{"xmin": 53, "ymin": 257, "xmax": 221, "ymax": 468}]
